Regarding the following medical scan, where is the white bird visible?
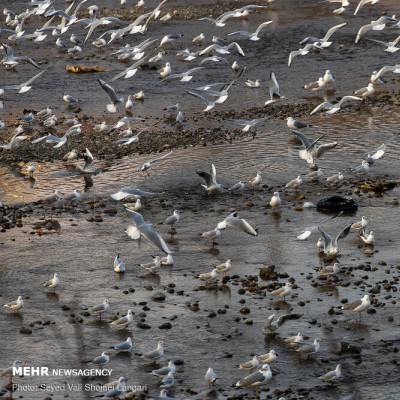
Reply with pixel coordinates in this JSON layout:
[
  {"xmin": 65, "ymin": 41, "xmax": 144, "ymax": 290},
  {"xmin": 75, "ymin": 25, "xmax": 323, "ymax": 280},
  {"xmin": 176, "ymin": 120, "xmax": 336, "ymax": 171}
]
[
  {"xmin": 142, "ymin": 340, "xmax": 165, "ymax": 362},
  {"xmin": 198, "ymin": 268, "xmax": 219, "ymax": 282},
  {"xmin": 270, "ymin": 192, "xmax": 281, "ymax": 209},
  {"xmin": 291, "ymin": 130, "xmax": 338, "ymax": 165},
  {"xmin": 124, "ymin": 209, "xmax": 171, "ymax": 254},
  {"xmin": 43, "ymin": 273, "xmax": 59, "ymax": 292},
  {"xmin": 196, "ymin": 163, "xmax": 226, "ymax": 193},
  {"xmin": 160, "ymin": 254, "xmax": 174, "ymax": 266},
  {"xmin": 63, "ymin": 149, "xmax": 78, "ymax": 161},
  {"xmin": 235, "ymin": 364, "xmax": 272, "ymax": 395},
  {"xmin": 352, "ymin": 160, "xmax": 370, "ymax": 175},
  {"xmin": 258, "ymin": 350, "xmax": 277, "ymax": 364},
  {"xmin": 159, "ymin": 62, "xmax": 171, "ymax": 78},
  {"xmin": 215, "ymin": 259, "xmax": 232, "ymax": 277},
  {"xmin": 296, "ymin": 338, "xmax": 321, "ymax": 356},
  {"xmin": 0, "ymin": 130, "xmax": 27, "ymax": 149},
  {"xmin": 318, "ymin": 262, "xmax": 341, "ymax": 277},
  {"xmin": 249, "ymin": 171, "xmax": 262, "ymax": 189},
  {"xmin": 186, "ymin": 90, "xmax": 216, "ymax": 112},
  {"xmin": 88, "ymin": 299, "xmax": 110, "ymax": 320},
  {"xmin": 323, "ymin": 69, "xmax": 336, "ymax": 85},
  {"xmin": 124, "ymin": 199, "xmax": 142, "ymax": 212},
  {"xmin": 360, "ymin": 229, "xmax": 374, "ymax": 245},
  {"xmin": 138, "ymin": 150, "xmax": 173, "ymax": 176},
  {"xmin": 88, "ymin": 351, "xmax": 110, "ymax": 368},
  {"xmin": 160, "ymin": 33, "xmax": 184, "ymax": 47},
  {"xmin": 140, "ymin": 256, "xmax": 162, "ymax": 274},
  {"xmin": 263, "ymin": 313, "xmax": 302, "ymax": 334},
  {"xmin": 319, "ymin": 364, "xmax": 342, "ymax": 383},
  {"xmin": 239, "ymin": 355, "xmax": 260, "ymax": 371},
  {"xmin": 245, "ymin": 79, "xmax": 260, "ymax": 88},
  {"xmin": 0, "ymin": 68, "xmax": 46, "ymax": 93},
  {"xmin": 217, "ymin": 212, "xmax": 258, "ymax": 236},
  {"xmin": 354, "ymin": 83, "xmax": 375, "ymax": 102},
  {"xmin": 159, "ymin": 67, "xmax": 204, "ymax": 83},
  {"xmin": 93, "ymin": 381, "xmax": 126, "ymax": 399},
  {"xmin": 228, "ymin": 181, "xmax": 246, "ymax": 191},
  {"xmin": 160, "ymin": 371, "xmax": 174, "ymax": 388},
  {"xmin": 114, "ymin": 254, "xmax": 126, "ymax": 273},
  {"xmin": 94, "ymin": 121, "xmax": 109, "ymax": 133},
  {"xmin": 134, "ymin": 90, "xmax": 144, "ymax": 100},
  {"xmin": 341, "ymin": 294, "xmax": 371, "ymax": 322},
  {"xmin": 0, "ymin": 360, "xmax": 23, "ymax": 384},
  {"xmin": 287, "ymin": 117, "xmax": 311, "ymax": 130},
  {"xmin": 310, "ymin": 95, "xmax": 363, "ymax": 115},
  {"xmin": 351, "ymin": 216, "xmax": 369, "ymax": 232},
  {"xmin": 365, "ymin": 144, "xmax": 386, "ymax": 164},
  {"xmin": 113, "ymin": 337, "xmax": 133, "ymax": 352},
  {"xmin": 227, "ymin": 117, "xmax": 267, "ymax": 132},
  {"xmin": 98, "ymin": 78, "xmax": 124, "ymax": 112},
  {"xmin": 111, "ymin": 187, "xmax": 162, "ymax": 201},
  {"xmin": 77, "ymin": 148, "xmax": 97, "ymax": 174},
  {"xmin": 192, "ymin": 32, "xmax": 205, "ymax": 44},
  {"xmin": 228, "ymin": 20, "xmax": 273, "ymax": 41},
  {"xmin": 304, "ymin": 77, "xmax": 326, "ymax": 92},
  {"xmin": 4, "ymin": 295, "xmax": 24, "ymax": 314},
  {"xmin": 326, "ymin": 172, "xmax": 344, "ymax": 185},
  {"xmin": 26, "ymin": 162, "xmax": 36, "ymax": 178},
  {"xmin": 109, "ymin": 309, "xmax": 134, "ymax": 330},
  {"xmin": 271, "ymin": 282, "xmax": 292, "ymax": 301},
  {"xmin": 199, "ymin": 42, "xmax": 245, "ymax": 57},
  {"xmin": 205, "ymin": 367, "xmax": 217, "ymax": 385},
  {"xmin": 151, "ymin": 361, "xmax": 176, "ymax": 377},
  {"xmin": 366, "ymin": 35, "xmax": 400, "ymax": 53},
  {"xmin": 265, "ymin": 72, "xmax": 286, "ymax": 105},
  {"xmin": 284, "ymin": 332, "xmax": 305, "ymax": 346},
  {"xmin": 201, "ymin": 229, "xmax": 221, "ymax": 248},
  {"xmin": 285, "ymin": 175, "xmax": 303, "ymax": 194},
  {"xmin": 288, "ymin": 43, "xmax": 322, "ymax": 67},
  {"xmin": 63, "ymin": 93, "xmax": 80, "ymax": 105},
  {"xmin": 354, "ymin": 0, "xmax": 380, "ymax": 15},
  {"xmin": 299, "ymin": 22, "xmax": 347, "ymax": 47},
  {"xmin": 355, "ymin": 16, "xmax": 396, "ymax": 44},
  {"xmin": 162, "ymin": 210, "xmax": 180, "ymax": 230},
  {"xmin": 318, "ymin": 224, "xmax": 352, "ymax": 256}
]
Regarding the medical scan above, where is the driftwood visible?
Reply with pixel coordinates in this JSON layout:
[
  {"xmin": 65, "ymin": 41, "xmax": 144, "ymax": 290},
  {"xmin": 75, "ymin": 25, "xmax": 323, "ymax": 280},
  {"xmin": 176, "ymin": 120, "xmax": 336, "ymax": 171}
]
[{"xmin": 66, "ymin": 65, "xmax": 107, "ymax": 73}]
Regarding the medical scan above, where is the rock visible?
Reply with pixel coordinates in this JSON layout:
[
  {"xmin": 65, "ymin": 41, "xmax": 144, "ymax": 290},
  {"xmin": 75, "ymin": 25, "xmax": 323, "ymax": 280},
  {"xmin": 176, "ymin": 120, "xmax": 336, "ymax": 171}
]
[
  {"xmin": 20, "ymin": 326, "xmax": 32, "ymax": 334},
  {"xmin": 152, "ymin": 292, "xmax": 166, "ymax": 301},
  {"xmin": 316, "ymin": 196, "xmax": 358, "ymax": 212},
  {"xmin": 158, "ymin": 322, "xmax": 172, "ymax": 329}
]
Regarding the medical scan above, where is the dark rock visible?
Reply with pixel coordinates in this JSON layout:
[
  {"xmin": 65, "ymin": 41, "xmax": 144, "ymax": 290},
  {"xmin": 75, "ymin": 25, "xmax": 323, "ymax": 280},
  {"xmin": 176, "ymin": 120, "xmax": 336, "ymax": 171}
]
[{"xmin": 316, "ymin": 196, "xmax": 358, "ymax": 212}]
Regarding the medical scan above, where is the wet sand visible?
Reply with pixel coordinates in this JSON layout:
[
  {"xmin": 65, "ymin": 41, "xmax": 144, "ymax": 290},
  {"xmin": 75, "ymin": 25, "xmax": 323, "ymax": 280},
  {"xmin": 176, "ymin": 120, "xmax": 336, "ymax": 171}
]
[{"xmin": 1, "ymin": 0, "xmax": 400, "ymax": 399}]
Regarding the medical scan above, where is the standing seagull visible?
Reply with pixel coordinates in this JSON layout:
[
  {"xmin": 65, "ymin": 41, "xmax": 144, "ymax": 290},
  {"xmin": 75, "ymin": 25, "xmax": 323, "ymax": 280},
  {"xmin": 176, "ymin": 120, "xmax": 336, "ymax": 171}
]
[
  {"xmin": 287, "ymin": 117, "xmax": 312, "ymax": 130},
  {"xmin": 98, "ymin": 78, "xmax": 124, "ymax": 112},
  {"xmin": 109, "ymin": 309, "xmax": 134, "ymax": 330},
  {"xmin": 43, "ymin": 273, "xmax": 59, "ymax": 292},
  {"xmin": 88, "ymin": 299, "xmax": 110, "ymax": 320},
  {"xmin": 138, "ymin": 151, "xmax": 173, "ymax": 177},
  {"xmin": 162, "ymin": 210, "xmax": 180, "ymax": 231},
  {"xmin": 319, "ymin": 364, "xmax": 342, "ymax": 384},
  {"xmin": 205, "ymin": 367, "xmax": 217, "ymax": 386},
  {"xmin": 114, "ymin": 254, "xmax": 126, "ymax": 273},
  {"xmin": 142, "ymin": 340, "xmax": 165, "ymax": 363},
  {"xmin": 4, "ymin": 296, "xmax": 24, "ymax": 314},
  {"xmin": 341, "ymin": 294, "xmax": 371, "ymax": 322},
  {"xmin": 124, "ymin": 208, "xmax": 171, "ymax": 254},
  {"xmin": 235, "ymin": 364, "xmax": 272, "ymax": 395},
  {"xmin": 271, "ymin": 282, "xmax": 292, "ymax": 301}
]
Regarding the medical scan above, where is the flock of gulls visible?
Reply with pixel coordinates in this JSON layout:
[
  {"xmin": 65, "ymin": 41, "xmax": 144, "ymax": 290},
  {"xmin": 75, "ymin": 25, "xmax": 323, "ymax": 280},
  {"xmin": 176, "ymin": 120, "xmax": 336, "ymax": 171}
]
[{"xmin": 1, "ymin": 0, "xmax": 399, "ymax": 399}]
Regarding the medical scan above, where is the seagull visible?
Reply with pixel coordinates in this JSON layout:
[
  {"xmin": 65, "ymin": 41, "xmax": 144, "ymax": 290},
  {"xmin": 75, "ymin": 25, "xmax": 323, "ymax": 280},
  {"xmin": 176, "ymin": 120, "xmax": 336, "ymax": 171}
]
[
  {"xmin": 291, "ymin": 130, "xmax": 338, "ymax": 165},
  {"xmin": 0, "ymin": 43, "xmax": 41, "ymax": 69},
  {"xmin": 217, "ymin": 212, "xmax": 258, "ymax": 236},
  {"xmin": 151, "ymin": 361, "xmax": 176, "ymax": 377},
  {"xmin": 0, "ymin": 68, "xmax": 46, "ymax": 93},
  {"xmin": 326, "ymin": 172, "xmax": 344, "ymax": 185},
  {"xmin": 113, "ymin": 337, "xmax": 133, "ymax": 352},
  {"xmin": 299, "ymin": 22, "xmax": 347, "ymax": 47},
  {"xmin": 310, "ymin": 95, "xmax": 363, "ymax": 115},
  {"xmin": 111, "ymin": 188, "xmax": 162, "ymax": 201},
  {"xmin": 63, "ymin": 93, "xmax": 80, "ymax": 105},
  {"xmin": 239, "ymin": 355, "xmax": 260, "ymax": 372},
  {"xmin": 365, "ymin": 144, "xmax": 386, "ymax": 164},
  {"xmin": 360, "ymin": 229, "xmax": 374, "ymax": 245},
  {"xmin": 205, "ymin": 367, "xmax": 217, "ymax": 386},
  {"xmin": 354, "ymin": 0, "xmax": 380, "ymax": 15},
  {"xmin": 160, "ymin": 33, "xmax": 184, "ymax": 47},
  {"xmin": 296, "ymin": 338, "xmax": 321, "ymax": 356},
  {"xmin": 318, "ymin": 223, "xmax": 352, "ymax": 257},
  {"xmin": 235, "ymin": 364, "xmax": 272, "ymax": 395},
  {"xmin": 93, "ymin": 382, "xmax": 126, "ymax": 398},
  {"xmin": 263, "ymin": 313, "xmax": 302, "ymax": 334},
  {"xmin": 319, "ymin": 364, "xmax": 342, "ymax": 383},
  {"xmin": 341, "ymin": 294, "xmax": 371, "ymax": 322},
  {"xmin": 317, "ymin": 262, "xmax": 341, "ymax": 277},
  {"xmin": 0, "ymin": 130, "xmax": 27, "ymax": 149},
  {"xmin": 142, "ymin": 340, "xmax": 165, "ymax": 362},
  {"xmin": 228, "ymin": 20, "xmax": 273, "ymax": 41},
  {"xmin": 162, "ymin": 210, "xmax": 180, "ymax": 230},
  {"xmin": 287, "ymin": 117, "xmax": 311, "ymax": 130},
  {"xmin": 270, "ymin": 192, "xmax": 281, "ymax": 209},
  {"xmin": 355, "ymin": 16, "xmax": 397, "ymax": 44},
  {"xmin": 354, "ymin": 83, "xmax": 375, "ymax": 102},
  {"xmin": 265, "ymin": 72, "xmax": 286, "ymax": 105},
  {"xmin": 285, "ymin": 175, "xmax": 303, "ymax": 195},
  {"xmin": 113, "ymin": 253, "xmax": 126, "ymax": 273},
  {"xmin": 159, "ymin": 62, "xmax": 172, "ymax": 78},
  {"xmin": 215, "ymin": 259, "xmax": 232, "ymax": 277},
  {"xmin": 160, "ymin": 254, "xmax": 174, "ymax": 266},
  {"xmin": 98, "ymin": 78, "xmax": 124, "ymax": 112},
  {"xmin": 284, "ymin": 332, "xmax": 305, "ymax": 346},
  {"xmin": 140, "ymin": 256, "xmax": 162, "ymax": 274},
  {"xmin": 43, "ymin": 273, "xmax": 59, "ymax": 292},
  {"xmin": 366, "ymin": 35, "xmax": 400, "ymax": 53},
  {"xmin": 370, "ymin": 65, "xmax": 399, "ymax": 85},
  {"xmin": 198, "ymin": 268, "xmax": 219, "ymax": 282},
  {"xmin": 159, "ymin": 67, "xmax": 204, "ymax": 83},
  {"xmin": 0, "ymin": 361, "xmax": 23, "ymax": 384},
  {"xmin": 196, "ymin": 163, "xmax": 226, "ymax": 193},
  {"xmin": 351, "ymin": 216, "xmax": 368, "ymax": 232},
  {"xmin": 199, "ymin": 42, "xmax": 245, "ymax": 57},
  {"xmin": 124, "ymin": 199, "xmax": 142, "ymax": 212},
  {"xmin": 227, "ymin": 117, "xmax": 267, "ymax": 132},
  {"xmin": 352, "ymin": 160, "xmax": 370, "ymax": 175},
  {"xmin": 201, "ymin": 228, "xmax": 222, "ymax": 248},
  {"xmin": 288, "ymin": 43, "xmax": 323, "ymax": 67},
  {"xmin": 160, "ymin": 371, "xmax": 174, "ymax": 388},
  {"xmin": 4, "ymin": 295, "xmax": 24, "ymax": 314},
  {"xmin": 109, "ymin": 309, "xmax": 134, "ymax": 330},
  {"xmin": 249, "ymin": 171, "xmax": 262, "ymax": 189},
  {"xmin": 228, "ymin": 181, "xmax": 246, "ymax": 191},
  {"xmin": 245, "ymin": 79, "xmax": 260, "ymax": 88},
  {"xmin": 77, "ymin": 148, "xmax": 97, "ymax": 173},
  {"xmin": 186, "ymin": 90, "xmax": 216, "ymax": 112},
  {"xmin": 271, "ymin": 282, "xmax": 292, "ymax": 301},
  {"xmin": 124, "ymin": 208, "xmax": 171, "ymax": 254},
  {"xmin": 88, "ymin": 299, "xmax": 110, "ymax": 320},
  {"xmin": 323, "ymin": 69, "xmax": 336, "ymax": 85},
  {"xmin": 89, "ymin": 351, "xmax": 110, "ymax": 368},
  {"xmin": 258, "ymin": 350, "xmax": 277, "ymax": 364},
  {"xmin": 138, "ymin": 150, "xmax": 173, "ymax": 176}
]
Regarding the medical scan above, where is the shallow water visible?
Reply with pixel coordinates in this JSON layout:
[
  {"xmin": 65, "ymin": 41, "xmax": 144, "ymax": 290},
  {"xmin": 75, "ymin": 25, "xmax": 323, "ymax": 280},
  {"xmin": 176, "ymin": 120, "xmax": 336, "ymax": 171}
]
[{"xmin": 1, "ymin": 0, "xmax": 400, "ymax": 399}]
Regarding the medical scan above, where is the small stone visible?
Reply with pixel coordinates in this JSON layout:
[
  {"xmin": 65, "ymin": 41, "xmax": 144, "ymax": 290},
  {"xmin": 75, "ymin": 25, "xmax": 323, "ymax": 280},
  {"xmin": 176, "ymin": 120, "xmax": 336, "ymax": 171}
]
[{"xmin": 158, "ymin": 322, "xmax": 172, "ymax": 329}]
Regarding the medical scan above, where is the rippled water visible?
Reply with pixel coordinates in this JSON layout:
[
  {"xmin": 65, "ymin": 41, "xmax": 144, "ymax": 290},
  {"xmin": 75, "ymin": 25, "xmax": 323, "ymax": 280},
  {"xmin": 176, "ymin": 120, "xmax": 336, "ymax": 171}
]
[{"xmin": 1, "ymin": 0, "xmax": 400, "ymax": 399}]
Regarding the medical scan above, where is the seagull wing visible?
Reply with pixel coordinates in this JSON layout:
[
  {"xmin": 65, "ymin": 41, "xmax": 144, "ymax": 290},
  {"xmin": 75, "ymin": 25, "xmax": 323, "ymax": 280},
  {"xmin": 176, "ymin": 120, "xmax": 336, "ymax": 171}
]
[
  {"xmin": 338, "ymin": 95, "xmax": 363, "ymax": 105},
  {"xmin": 318, "ymin": 226, "xmax": 332, "ymax": 249},
  {"xmin": 196, "ymin": 169, "xmax": 213, "ymax": 187},
  {"xmin": 124, "ymin": 208, "xmax": 146, "ymax": 227},
  {"xmin": 310, "ymin": 101, "xmax": 333, "ymax": 115},
  {"xmin": 334, "ymin": 223, "xmax": 352, "ymax": 244},
  {"xmin": 140, "ymin": 226, "xmax": 171, "ymax": 254},
  {"xmin": 236, "ymin": 370, "xmax": 265, "ymax": 387},
  {"xmin": 98, "ymin": 78, "xmax": 122, "ymax": 103},
  {"xmin": 355, "ymin": 23, "xmax": 373, "ymax": 43},
  {"xmin": 254, "ymin": 20, "xmax": 273, "ymax": 36},
  {"xmin": 371, "ymin": 143, "xmax": 386, "ymax": 160},
  {"xmin": 321, "ymin": 22, "xmax": 346, "ymax": 42},
  {"xmin": 288, "ymin": 50, "xmax": 301, "ymax": 66},
  {"xmin": 314, "ymin": 141, "xmax": 338, "ymax": 159},
  {"xmin": 149, "ymin": 150, "xmax": 173, "ymax": 164},
  {"xmin": 291, "ymin": 129, "xmax": 311, "ymax": 149},
  {"xmin": 227, "ymin": 217, "xmax": 258, "ymax": 236}
]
